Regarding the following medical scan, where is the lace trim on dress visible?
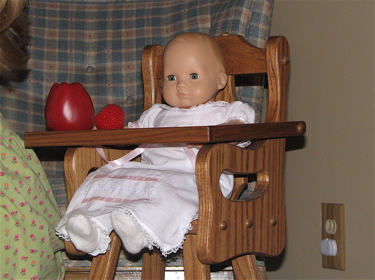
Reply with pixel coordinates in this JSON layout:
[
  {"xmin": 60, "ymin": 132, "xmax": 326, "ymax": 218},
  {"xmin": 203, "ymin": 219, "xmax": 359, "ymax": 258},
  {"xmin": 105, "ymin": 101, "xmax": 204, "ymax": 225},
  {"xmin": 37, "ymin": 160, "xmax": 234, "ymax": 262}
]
[
  {"xmin": 120, "ymin": 209, "xmax": 199, "ymax": 257},
  {"xmin": 55, "ymin": 216, "xmax": 111, "ymax": 256},
  {"xmin": 55, "ymin": 216, "xmax": 69, "ymax": 240},
  {"xmin": 159, "ymin": 101, "xmax": 228, "ymax": 111},
  {"xmin": 86, "ymin": 228, "xmax": 111, "ymax": 256}
]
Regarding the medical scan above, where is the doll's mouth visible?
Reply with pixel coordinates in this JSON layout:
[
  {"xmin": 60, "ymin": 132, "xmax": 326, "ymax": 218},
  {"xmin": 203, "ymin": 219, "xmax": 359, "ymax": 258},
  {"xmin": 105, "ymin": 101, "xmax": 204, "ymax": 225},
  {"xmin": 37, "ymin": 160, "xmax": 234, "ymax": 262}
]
[{"xmin": 177, "ymin": 92, "xmax": 189, "ymax": 98}]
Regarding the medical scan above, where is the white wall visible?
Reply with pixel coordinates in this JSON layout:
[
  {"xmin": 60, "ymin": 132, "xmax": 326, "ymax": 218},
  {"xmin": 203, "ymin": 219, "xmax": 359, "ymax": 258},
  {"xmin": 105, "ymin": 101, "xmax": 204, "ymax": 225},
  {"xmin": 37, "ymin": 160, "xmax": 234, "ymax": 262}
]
[{"xmin": 268, "ymin": 1, "xmax": 375, "ymax": 279}]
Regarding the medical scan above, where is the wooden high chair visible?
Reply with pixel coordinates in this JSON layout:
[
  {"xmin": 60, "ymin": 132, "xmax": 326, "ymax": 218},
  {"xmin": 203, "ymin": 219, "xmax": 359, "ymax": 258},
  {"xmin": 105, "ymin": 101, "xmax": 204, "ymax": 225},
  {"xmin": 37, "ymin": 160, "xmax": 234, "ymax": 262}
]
[{"xmin": 26, "ymin": 34, "xmax": 305, "ymax": 279}]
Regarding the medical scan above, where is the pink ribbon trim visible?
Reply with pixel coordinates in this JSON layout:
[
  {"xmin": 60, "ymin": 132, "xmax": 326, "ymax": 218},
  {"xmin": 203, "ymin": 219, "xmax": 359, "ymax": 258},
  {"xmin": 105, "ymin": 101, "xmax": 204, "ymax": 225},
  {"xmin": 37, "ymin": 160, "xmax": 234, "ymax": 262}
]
[
  {"xmin": 96, "ymin": 145, "xmax": 148, "ymax": 166},
  {"xmin": 95, "ymin": 122, "xmax": 197, "ymax": 168}
]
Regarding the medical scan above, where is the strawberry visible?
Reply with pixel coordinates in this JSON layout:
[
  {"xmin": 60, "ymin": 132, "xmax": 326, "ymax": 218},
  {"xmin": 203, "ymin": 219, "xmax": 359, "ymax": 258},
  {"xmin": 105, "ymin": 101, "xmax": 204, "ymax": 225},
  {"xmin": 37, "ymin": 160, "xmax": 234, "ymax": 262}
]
[{"xmin": 95, "ymin": 104, "xmax": 125, "ymax": 129}]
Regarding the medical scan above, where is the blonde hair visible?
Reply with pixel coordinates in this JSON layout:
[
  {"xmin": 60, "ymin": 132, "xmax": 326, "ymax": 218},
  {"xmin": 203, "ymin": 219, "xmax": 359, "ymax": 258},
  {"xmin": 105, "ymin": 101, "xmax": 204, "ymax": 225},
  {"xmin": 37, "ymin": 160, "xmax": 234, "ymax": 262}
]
[{"xmin": 0, "ymin": 0, "xmax": 29, "ymax": 84}]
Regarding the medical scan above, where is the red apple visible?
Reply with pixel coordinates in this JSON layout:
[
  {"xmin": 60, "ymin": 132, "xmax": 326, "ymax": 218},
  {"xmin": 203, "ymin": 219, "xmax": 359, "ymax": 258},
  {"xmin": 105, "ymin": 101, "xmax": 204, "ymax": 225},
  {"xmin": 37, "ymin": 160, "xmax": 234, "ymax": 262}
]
[{"xmin": 44, "ymin": 82, "xmax": 95, "ymax": 131}]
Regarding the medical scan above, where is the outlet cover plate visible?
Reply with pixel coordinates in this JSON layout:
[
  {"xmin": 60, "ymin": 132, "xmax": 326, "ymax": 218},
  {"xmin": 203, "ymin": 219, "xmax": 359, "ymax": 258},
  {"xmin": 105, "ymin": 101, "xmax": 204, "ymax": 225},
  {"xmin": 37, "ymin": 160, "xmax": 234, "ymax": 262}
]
[{"xmin": 321, "ymin": 203, "xmax": 345, "ymax": 270}]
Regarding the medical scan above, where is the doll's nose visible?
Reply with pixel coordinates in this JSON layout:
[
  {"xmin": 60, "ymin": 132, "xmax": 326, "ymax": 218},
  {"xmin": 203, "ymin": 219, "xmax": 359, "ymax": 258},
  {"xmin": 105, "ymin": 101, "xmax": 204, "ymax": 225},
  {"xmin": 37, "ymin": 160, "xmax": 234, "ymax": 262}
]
[{"xmin": 177, "ymin": 81, "xmax": 186, "ymax": 89}]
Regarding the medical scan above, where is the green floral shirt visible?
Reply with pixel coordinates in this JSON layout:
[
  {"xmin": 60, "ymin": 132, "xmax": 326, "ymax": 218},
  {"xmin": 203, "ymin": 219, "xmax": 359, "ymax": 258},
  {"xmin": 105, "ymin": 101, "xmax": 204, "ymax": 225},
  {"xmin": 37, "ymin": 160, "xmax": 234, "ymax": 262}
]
[{"xmin": 0, "ymin": 113, "xmax": 64, "ymax": 279}]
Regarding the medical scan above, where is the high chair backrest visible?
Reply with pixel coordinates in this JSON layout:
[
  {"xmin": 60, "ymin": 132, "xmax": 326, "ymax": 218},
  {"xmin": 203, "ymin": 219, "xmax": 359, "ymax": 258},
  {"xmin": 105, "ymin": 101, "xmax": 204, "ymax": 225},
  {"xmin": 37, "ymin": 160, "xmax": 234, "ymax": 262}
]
[{"xmin": 0, "ymin": 1, "xmax": 274, "ymax": 213}]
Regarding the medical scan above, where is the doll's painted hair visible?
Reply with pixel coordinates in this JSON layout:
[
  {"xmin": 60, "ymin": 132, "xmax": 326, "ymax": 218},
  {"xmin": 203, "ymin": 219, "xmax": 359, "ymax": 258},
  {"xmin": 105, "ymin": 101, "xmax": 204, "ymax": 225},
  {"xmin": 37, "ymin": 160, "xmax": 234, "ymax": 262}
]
[
  {"xmin": 164, "ymin": 32, "xmax": 226, "ymax": 73},
  {"xmin": 0, "ymin": 0, "xmax": 29, "ymax": 85}
]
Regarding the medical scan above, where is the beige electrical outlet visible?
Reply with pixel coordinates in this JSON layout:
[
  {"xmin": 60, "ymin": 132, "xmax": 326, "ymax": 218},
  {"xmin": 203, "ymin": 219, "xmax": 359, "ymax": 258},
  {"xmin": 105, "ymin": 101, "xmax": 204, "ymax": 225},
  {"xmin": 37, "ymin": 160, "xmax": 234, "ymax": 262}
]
[{"xmin": 321, "ymin": 203, "xmax": 345, "ymax": 270}]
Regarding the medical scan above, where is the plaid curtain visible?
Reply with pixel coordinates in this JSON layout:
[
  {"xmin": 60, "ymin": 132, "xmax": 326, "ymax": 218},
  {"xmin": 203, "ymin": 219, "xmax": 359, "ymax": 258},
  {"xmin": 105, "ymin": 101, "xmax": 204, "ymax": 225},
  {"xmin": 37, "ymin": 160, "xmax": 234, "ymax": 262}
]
[{"xmin": 0, "ymin": 0, "xmax": 273, "ymax": 205}]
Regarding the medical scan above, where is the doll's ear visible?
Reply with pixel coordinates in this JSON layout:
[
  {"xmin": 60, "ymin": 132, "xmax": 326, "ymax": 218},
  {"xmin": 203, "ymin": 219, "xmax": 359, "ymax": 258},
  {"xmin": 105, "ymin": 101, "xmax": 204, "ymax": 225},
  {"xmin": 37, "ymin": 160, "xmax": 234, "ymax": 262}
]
[{"xmin": 217, "ymin": 71, "xmax": 228, "ymax": 90}]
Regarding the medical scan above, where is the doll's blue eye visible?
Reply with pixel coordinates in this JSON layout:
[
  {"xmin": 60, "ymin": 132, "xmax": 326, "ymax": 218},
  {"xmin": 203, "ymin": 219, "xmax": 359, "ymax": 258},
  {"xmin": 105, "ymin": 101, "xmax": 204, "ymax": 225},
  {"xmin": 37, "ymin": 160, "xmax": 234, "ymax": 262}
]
[
  {"xmin": 167, "ymin": 75, "xmax": 176, "ymax": 81},
  {"xmin": 190, "ymin": 73, "xmax": 199, "ymax": 80}
]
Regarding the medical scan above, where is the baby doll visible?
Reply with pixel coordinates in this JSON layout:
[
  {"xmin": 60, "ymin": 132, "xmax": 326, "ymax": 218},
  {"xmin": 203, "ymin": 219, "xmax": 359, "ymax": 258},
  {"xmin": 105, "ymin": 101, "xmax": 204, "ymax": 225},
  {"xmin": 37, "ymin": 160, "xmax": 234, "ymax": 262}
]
[{"xmin": 56, "ymin": 32, "xmax": 255, "ymax": 256}]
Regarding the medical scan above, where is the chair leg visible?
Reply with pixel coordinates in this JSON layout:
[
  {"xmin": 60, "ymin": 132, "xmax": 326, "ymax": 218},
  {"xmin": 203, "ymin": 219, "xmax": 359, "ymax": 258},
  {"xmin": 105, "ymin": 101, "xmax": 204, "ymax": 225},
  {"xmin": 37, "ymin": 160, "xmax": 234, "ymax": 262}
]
[
  {"xmin": 142, "ymin": 249, "xmax": 166, "ymax": 280},
  {"xmin": 183, "ymin": 234, "xmax": 211, "ymax": 280},
  {"xmin": 232, "ymin": 254, "xmax": 261, "ymax": 280},
  {"xmin": 88, "ymin": 232, "xmax": 122, "ymax": 280}
]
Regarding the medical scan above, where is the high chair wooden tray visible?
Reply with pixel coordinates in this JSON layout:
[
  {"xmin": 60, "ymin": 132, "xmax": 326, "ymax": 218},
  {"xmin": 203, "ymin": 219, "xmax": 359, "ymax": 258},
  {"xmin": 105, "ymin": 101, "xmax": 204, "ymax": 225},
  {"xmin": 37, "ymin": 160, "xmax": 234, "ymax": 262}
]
[{"xmin": 24, "ymin": 121, "xmax": 305, "ymax": 148}]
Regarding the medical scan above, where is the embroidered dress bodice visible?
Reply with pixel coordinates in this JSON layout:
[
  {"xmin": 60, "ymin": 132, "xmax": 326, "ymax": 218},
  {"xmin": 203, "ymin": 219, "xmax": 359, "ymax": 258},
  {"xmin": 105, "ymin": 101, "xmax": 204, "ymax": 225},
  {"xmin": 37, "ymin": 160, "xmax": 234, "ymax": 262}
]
[{"xmin": 129, "ymin": 101, "xmax": 254, "ymax": 172}]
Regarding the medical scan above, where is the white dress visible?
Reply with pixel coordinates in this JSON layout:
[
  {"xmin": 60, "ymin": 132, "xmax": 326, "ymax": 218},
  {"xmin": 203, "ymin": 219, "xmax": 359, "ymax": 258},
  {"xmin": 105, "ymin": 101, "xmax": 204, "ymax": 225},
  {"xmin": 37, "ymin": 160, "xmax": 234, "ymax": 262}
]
[{"xmin": 56, "ymin": 101, "xmax": 255, "ymax": 256}]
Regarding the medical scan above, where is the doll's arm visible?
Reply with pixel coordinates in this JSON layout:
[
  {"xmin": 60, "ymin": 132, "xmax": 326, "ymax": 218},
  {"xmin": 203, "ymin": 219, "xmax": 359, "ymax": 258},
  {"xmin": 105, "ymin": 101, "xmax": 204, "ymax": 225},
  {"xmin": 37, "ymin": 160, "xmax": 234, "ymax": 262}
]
[
  {"xmin": 187, "ymin": 119, "xmax": 246, "ymax": 149},
  {"xmin": 218, "ymin": 119, "xmax": 249, "ymax": 146}
]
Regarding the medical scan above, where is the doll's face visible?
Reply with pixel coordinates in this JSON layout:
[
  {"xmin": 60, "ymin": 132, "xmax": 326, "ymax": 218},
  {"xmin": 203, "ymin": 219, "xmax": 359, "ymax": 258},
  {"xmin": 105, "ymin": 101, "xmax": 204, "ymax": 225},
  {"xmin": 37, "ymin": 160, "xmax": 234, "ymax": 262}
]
[{"xmin": 162, "ymin": 36, "xmax": 227, "ymax": 108}]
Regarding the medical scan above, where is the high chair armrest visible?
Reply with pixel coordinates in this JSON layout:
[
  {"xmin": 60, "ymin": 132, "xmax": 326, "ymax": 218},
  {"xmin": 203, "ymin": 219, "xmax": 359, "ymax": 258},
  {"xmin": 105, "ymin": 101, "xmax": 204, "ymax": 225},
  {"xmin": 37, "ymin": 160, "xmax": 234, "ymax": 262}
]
[
  {"xmin": 195, "ymin": 137, "xmax": 290, "ymax": 263},
  {"xmin": 24, "ymin": 121, "xmax": 305, "ymax": 148}
]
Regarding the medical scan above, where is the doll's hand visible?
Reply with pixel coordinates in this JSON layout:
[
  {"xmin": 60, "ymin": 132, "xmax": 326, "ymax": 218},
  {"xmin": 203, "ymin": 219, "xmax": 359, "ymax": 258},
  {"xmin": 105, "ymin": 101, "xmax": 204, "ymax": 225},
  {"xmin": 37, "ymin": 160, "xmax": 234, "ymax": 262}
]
[
  {"xmin": 219, "ymin": 119, "xmax": 245, "ymax": 145},
  {"xmin": 188, "ymin": 120, "xmax": 244, "ymax": 148},
  {"xmin": 221, "ymin": 119, "xmax": 244, "ymax": 125},
  {"xmin": 92, "ymin": 125, "xmax": 128, "ymax": 130},
  {"xmin": 187, "ymin": 144, "xmax": 203, "ymax": 149}
]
